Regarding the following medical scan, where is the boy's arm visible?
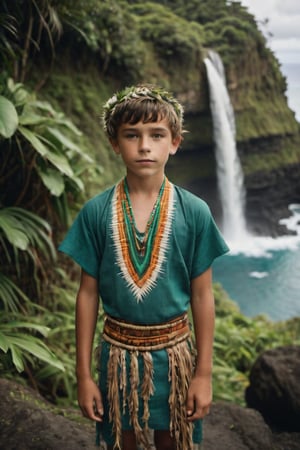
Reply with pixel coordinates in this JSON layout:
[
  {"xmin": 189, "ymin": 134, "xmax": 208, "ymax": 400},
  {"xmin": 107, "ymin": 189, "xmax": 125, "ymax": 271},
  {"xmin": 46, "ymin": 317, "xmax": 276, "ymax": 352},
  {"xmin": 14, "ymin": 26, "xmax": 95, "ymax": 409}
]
[
  {"xmin": 186, "ymin": 267, "xmax": 215, "ymax": 422},
  {"xmin": 76, "ymin": 269, "xmax": 103, "ymax": 422}
]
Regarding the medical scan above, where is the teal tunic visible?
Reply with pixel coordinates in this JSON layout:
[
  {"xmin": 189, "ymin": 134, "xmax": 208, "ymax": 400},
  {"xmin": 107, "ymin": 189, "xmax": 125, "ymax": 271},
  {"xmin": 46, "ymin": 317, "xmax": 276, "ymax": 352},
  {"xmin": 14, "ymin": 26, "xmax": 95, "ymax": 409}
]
[{"xmin": 59, "ymin": 181, "xmax": 229, "ymax": 446}]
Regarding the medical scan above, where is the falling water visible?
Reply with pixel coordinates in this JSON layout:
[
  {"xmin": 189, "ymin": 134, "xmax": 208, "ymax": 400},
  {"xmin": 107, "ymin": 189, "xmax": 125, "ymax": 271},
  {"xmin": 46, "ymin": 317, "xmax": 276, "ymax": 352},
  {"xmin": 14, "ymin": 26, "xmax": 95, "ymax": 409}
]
[
  {"xmin": 205, "ymin": 53, "xmax": 300, "ymax": 321},
  {"xmin": 204, "ymin": 52, "xmax": 248, "ymax": 242}
]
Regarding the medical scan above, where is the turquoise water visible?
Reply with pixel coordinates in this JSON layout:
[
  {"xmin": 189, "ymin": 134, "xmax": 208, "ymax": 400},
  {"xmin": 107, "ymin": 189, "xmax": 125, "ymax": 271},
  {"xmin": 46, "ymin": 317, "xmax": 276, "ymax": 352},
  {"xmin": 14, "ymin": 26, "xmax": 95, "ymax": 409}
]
[
  {"xmin": 213, "ymin": 246, "xmax": 300, "ymax": 321},
  {"xmin": 213, "ymin": 205, "xmax": 300, "ymax": 321}
]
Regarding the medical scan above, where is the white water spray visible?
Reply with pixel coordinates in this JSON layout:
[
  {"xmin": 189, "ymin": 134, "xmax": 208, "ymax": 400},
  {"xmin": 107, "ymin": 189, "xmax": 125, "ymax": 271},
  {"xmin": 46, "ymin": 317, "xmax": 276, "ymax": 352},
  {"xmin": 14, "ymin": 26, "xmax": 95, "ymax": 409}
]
[{"xmin": 204, "ymin": 52, "xmax": 248, "ymax": 242}]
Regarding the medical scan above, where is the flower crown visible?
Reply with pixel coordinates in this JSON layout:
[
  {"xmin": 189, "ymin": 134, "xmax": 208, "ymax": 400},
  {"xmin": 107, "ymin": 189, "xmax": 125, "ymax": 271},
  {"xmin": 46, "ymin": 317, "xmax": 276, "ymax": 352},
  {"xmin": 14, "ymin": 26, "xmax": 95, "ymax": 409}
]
[{"xmin": 102, "ymin": 85, "xmax": 184, "ymax": 133}]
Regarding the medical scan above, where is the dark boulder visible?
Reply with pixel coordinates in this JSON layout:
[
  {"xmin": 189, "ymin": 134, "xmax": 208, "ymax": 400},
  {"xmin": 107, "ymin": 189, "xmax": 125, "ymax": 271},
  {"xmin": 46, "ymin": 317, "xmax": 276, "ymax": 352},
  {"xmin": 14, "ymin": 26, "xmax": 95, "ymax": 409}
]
[
  {"xmin": 245, "ymin": 345, "xmax": 300, "ymax": 432},
  {"xmin": 203, "ymin": 402, "xmax": 275, "ymax": 450},
  {"xmin": 0, "ymin": 378, "xmax": 96, "ymax": 450}
]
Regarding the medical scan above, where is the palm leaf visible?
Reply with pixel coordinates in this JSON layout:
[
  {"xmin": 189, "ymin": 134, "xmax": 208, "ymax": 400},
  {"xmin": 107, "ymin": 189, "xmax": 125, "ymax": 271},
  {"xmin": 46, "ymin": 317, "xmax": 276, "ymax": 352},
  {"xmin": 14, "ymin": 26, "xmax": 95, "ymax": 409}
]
[
  {"xmin": 0, "ymin": 273, "xmax": 31, "ymax": 312},
  {"xmin": 6, "ymin": 334, "xmax": 65, "ymax": 372},
  {"xmin": 0, "ymin": 320, "xmax": 50, "ymax": 336},
  {"xmin": 0, "ymin": 207, "xmax": 56, "ymax": 261}
]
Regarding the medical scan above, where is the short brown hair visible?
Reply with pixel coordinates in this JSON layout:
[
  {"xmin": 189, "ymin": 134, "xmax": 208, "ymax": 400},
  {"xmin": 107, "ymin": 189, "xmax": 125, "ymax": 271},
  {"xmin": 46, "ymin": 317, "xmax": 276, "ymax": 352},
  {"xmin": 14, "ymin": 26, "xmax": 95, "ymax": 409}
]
[{"xmin": 103, "ymin": 85, "xmax": 184, "ymax": 140}]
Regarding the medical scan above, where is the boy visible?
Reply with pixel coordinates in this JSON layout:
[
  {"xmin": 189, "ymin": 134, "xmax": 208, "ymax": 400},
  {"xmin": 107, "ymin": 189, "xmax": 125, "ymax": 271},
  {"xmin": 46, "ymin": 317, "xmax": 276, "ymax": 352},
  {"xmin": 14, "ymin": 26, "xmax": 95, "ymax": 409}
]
[{"xmin": 59, "ymin": 85, "xmax": 229, "ymax": 450}]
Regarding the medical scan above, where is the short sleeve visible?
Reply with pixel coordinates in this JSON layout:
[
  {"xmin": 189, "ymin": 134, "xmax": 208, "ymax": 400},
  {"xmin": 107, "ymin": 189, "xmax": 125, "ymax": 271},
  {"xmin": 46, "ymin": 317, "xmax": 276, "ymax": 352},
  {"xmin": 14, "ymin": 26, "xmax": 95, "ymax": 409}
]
[
  {"xmin": 58, "ymin": 192, "xmax": 109, "ymax": 278},
  {"xmin": 190, "ymin": 200, "xmax": 229, "ymax": 278}
]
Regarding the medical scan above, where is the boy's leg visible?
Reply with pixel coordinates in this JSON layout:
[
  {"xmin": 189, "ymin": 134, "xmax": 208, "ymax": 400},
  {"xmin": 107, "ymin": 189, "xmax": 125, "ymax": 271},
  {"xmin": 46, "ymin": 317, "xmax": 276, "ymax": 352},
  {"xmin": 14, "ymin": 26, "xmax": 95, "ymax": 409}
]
[
  {"xmin": 107, "ymin": 430, "xmax": 138, "ymax": 450},
  {"xmin": 154, "ymin": 430, "xmax": 176, "ymax": 450},
  {"xmin": 122, "ymin": 430, "xmax": 138, "ymax": 450}
]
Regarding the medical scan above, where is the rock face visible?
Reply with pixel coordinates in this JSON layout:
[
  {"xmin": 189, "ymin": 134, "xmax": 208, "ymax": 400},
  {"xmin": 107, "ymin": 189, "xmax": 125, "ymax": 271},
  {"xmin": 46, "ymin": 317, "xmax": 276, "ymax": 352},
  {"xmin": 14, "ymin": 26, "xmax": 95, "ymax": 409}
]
[
  {"xmin": 245, "ymin": 345, "xmax": 300, "ymax": 432},
  {"xmin": 245, "ymin": 162, "xmax": 300, "ymax": 236},
  {"xmin": 1, "ymin": 377, "xmax": 300, "ymax": 450},
  {"xmin": 240, "ymin": 135, "xmax": 300, "ymax": 236},
  {"xmin": 0, "ymin": 379, "xmax": 96, "ymax": 450},
  {"xmin": 203, "ymin": 402, "xmax": 275, "ymax": 450}
]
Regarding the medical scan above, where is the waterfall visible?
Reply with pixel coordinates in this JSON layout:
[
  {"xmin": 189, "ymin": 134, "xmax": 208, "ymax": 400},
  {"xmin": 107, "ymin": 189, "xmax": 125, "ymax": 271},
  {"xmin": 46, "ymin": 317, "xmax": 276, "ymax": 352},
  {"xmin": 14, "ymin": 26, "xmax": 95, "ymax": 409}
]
[{"xmin": 204, "ymin": 51, "xmax": 248, "ymax": 242}]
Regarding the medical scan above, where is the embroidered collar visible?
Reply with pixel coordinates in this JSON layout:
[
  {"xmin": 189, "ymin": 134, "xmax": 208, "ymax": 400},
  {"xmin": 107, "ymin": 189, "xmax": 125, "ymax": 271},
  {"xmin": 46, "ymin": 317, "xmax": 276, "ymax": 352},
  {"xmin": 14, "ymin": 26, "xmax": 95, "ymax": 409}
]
[{"xmin": 111, "ymin": 178, "xmax": 175, "ymax": 302}]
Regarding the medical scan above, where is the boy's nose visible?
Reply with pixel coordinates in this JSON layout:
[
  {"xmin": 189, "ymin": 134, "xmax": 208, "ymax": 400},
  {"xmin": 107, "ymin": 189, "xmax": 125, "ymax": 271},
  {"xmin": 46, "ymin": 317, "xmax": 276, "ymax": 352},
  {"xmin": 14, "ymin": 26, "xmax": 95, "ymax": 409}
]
[{"xmin": 138, "ymin": 136, "xmax": 151, "ymax": 152}]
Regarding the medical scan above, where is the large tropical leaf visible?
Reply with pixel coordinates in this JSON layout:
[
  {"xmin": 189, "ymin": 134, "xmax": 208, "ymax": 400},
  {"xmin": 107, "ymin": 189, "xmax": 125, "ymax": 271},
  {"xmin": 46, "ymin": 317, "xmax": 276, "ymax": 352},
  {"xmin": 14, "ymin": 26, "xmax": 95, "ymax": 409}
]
[
  {"xmin": 0, "ymin": 331, "xmax": 65, "ymax": 373},
  {"xmin": 30, "ymin": 100, "xmax": 82, "ymax": 136},
  {"xmin": 0, "ymin": 273, "xmax": 31, "ymax": 313},
  {"xmin": 0, "ymin": 95, "xmax": 19, "ymax": 138},
  {"xmin": 0, "ymin": 320, "xmax": 50, "ymax": 336},
  {"xmin": 47, "ymin": 127, "xmax": 84, "ymax": 154},
  {"xmin": 41, "ymin": 146, "xmax": 74, "ymax": 177},
  {"xmin": 18, "ymin": 111, "xmax": 50, "ymax": 126},
  {"xmin": 0, "ymin": 207, "xmax": 56, "ymax": 261},
  {"xmin": 37, "ymin": 166, "xmax": 65, "ymax": 196},
  {"xmin": 8, "ymin": 82, "xmax": 31, "ymax": 106},
  {"xmin": 18, "ymin": 125, "xmax": 48, "ymax": 156},
  {"xmin": 6, "ymin": 207, "xmax": 56, "ymax": 260},
  {"xmin": 0, "ymin": 209, "xmax": 29, "ymax": 250},
  {"xmin": 18, "ymin": 126, "xmax": 75, "ymax": 177}
]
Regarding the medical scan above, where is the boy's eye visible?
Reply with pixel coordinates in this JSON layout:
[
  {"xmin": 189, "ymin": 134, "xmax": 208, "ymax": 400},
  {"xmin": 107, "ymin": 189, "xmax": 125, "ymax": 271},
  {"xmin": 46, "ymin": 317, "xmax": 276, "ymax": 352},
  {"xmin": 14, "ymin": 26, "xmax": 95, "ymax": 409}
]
[
  {"xmin": 152, "ymin": 133, "xmax": 164, "ymax": 139},
  {"xmin": 125, "ymin": 133, "xmax": 138, "ymax": 139}
]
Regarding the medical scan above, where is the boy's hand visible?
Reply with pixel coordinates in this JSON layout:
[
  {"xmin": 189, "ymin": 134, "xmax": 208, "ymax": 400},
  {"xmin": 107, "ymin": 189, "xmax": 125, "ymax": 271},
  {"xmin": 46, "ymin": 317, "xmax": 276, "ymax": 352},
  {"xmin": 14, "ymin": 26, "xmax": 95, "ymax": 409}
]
[
  {"xmin": 77, "ymin": 377, "xmax": 103, "ymax": 422},
  {"xmin": 186, "ymin": 374, "xmax": 212, "ymax": 422}
]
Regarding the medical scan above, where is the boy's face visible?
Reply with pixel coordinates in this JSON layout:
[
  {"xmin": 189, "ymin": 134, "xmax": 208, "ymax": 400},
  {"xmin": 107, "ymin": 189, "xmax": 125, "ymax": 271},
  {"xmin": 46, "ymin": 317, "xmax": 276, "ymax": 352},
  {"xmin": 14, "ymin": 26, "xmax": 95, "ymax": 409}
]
[{"xmin": 110, "ymin": 118, "xmax": 181, "ymax": 178}]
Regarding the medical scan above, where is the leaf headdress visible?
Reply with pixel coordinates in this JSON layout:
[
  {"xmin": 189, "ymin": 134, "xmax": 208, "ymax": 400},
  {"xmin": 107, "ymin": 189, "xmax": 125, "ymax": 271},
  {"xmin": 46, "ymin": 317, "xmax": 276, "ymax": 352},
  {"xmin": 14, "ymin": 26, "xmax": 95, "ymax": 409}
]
[{"xmin": 102, "ymin": 85, "xmax": 184, "ymax": 135}]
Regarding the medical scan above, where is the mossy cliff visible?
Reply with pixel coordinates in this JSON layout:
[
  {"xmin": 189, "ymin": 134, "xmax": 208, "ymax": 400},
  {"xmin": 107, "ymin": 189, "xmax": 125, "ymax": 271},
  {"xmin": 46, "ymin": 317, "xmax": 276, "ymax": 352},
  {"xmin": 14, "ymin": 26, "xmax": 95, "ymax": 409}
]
[{"xmin": 36, "ymin": 0, "xmax": 300, "ymax": 233}]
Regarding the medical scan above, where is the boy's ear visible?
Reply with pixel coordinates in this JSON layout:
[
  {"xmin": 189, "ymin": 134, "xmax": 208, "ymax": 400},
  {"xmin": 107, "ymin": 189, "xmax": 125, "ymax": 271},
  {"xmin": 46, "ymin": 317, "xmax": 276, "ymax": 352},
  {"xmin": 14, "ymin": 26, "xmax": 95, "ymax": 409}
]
[
  {"xmin": 110, "ymin": 138, "xmax": 120, "ymax": 154},
  {"xmin": 169, "ymin": 136, "xmax": 182, "ymax": 156}
]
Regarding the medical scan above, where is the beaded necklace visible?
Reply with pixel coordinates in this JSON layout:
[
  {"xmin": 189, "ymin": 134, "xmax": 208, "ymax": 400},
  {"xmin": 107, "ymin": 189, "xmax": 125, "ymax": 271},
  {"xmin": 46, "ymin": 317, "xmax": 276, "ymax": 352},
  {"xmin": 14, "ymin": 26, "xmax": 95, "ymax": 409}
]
[
  {"xmin": 112, "ymin": 177, "xmax": 174, "ymax": 301},
  {"xmin": 122, "ymin": 178, "xmax": 166, "ymax": 257}
]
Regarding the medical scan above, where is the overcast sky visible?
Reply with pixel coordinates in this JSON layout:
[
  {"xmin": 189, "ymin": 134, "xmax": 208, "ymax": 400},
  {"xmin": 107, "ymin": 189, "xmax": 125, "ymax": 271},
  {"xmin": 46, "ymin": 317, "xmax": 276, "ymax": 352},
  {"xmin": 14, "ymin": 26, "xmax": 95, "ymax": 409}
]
[{"xmin": 240, "ymin": 0, "xmax": 300, "ymax": 64}]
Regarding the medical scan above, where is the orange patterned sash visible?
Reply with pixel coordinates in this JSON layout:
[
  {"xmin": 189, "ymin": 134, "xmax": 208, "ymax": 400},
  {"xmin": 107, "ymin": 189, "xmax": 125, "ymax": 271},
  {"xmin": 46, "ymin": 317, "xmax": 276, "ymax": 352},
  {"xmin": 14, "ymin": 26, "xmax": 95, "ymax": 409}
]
[{"xmin": 103, "ymin": 313, "xmax": 190, "ymax": 351}]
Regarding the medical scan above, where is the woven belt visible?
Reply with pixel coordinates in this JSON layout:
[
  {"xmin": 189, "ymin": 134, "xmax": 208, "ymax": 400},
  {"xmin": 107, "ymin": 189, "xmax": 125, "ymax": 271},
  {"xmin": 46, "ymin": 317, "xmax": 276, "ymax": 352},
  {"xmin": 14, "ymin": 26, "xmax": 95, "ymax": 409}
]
[{"xmin": 102, "ymin": 313, "xmax": 191, "ymax": 351}]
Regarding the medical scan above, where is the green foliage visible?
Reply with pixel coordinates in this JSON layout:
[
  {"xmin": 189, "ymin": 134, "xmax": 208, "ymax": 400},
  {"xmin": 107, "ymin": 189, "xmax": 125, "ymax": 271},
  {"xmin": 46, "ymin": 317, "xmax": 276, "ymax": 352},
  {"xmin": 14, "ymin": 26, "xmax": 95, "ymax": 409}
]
[
  {"xmin": 40, "ymin": 67, "xmax": 124, "ymax": 196},
  {"xmin": 33, "ymin": 276, "xmax": 78, "ymax": 402},
  {"xmin": 0, "ymin": 0, "xmax": 63, "ymax": 83},
  {"xmin": 0, "ymin": 205, "xmax": 63, "ymax": 374},
  {"xmin": 0, "ymin": 316, "xmax": 64, "ymax": 373},
  {"xmin": 213, "ymin": 284, "xmax": 300, "ymax": 404},
  {"xmin": 0, "ymin": 76, "xmax": 90, "ymax": 225},
  {"xmin": 203, "ymin": 14, "xmax": 266, "ymax": 64},
  {"xmin": 0, "ymin": 272, "xmax": 64, "ymax": 376},
  {"xmin": 30, "ymin": 274, "xmax": 103, "ymax": 403},
  {"xmin": 0, "ymin": 5, "xmax": 18, "ymax": 71},
  {"xmin": 130, "ymin": 3, "xmax": 204, "ymax": 69},
  {"xmin": 0, "ymin": 207, "xmax": 56, "ymax": 284},
  {"xmin": 0, "ymin": 70, "xmax": 93, "ymax": 377},
  {"xmin": 54, "ymin": 0, "xmax": 146, "ymax": 82},
  {"xmin": 140, "ymin": 0, "xmax": 228, "ymax": 24},
  {"xmin": 0, "ymin": 95, "xmax": 19, "ymax": 137}
]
